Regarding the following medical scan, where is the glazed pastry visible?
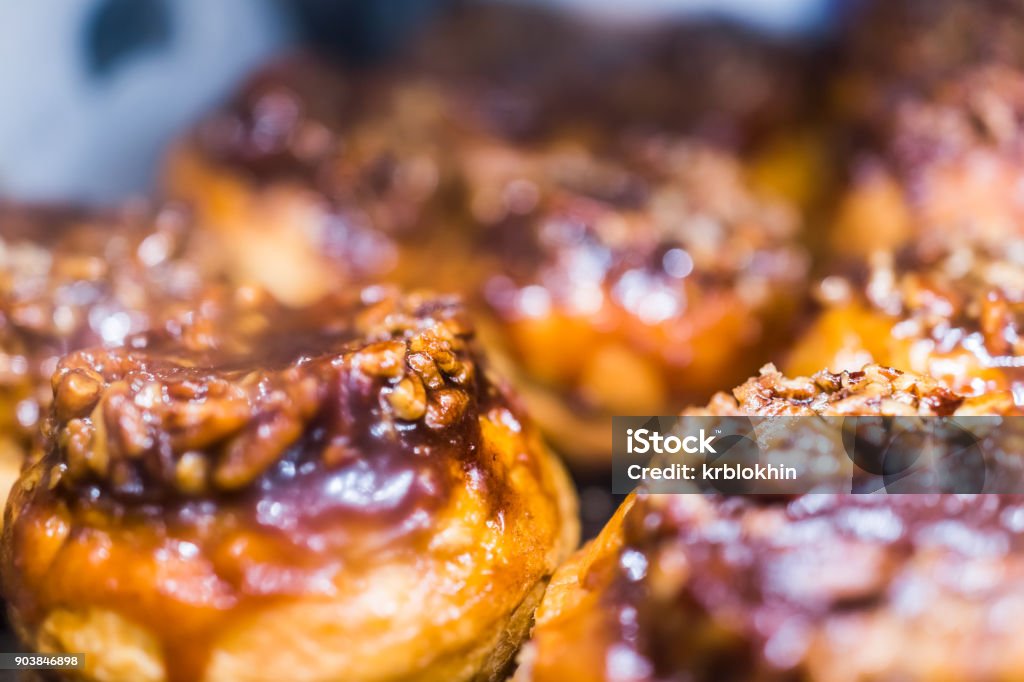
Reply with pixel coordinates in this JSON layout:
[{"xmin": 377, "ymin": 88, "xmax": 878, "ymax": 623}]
[
  {"xmin": 1, "ymin": 288, "xmax": 578, "ymax": 682},
  {"xmin": 164, "ymin": 4, "xmax": 818, "ymax": 299},
  {"xmin": 832, "ymin": 64, "xmax": 1024, "ymax": 257},
  {"xmin": 788, "ymin": 245, "xmax": 1024, "ymax": 403},
  {"xmin": 166, "ymin": 52, "xmax": 810, "ymax": 467},
  {"xmin": 163, "ymin": 54, "xmax": 510, "ymax": 306},
  {"xmin": 517, "ymin": 364, "xmax": 1022, "ymax": 681},
  {"xmin": 796, "ymin": 3, "xmax": 1024, "ymax": 403},
  {"xmin": 464, "ymin": 132, "xmax": 808, "ymax": 464},
  {"xmin": 831, "ymin": 0, "xmax": 1024, "ymax": 257},
  {"xmin": 0, "ymin": 203, "xmax": 213, "ymax": 518}
]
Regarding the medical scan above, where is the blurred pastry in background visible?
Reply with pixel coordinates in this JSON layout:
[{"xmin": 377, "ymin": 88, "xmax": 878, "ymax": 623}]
[
  {"xmin": 839, "ymin": 0, "xmax": 1024, "ymax": 99},
  {"xmin": 407, "ymin": 2, "xmax": 833, "ymax": 220},
  {"xmin": 0, "ymin": 202, "xmax": 217, "ymax": 517},
  {"xmin": 165, "ymin": 36, "xmax": 812, "ymax": 467},
  {"xmin": 830, "ymin": 0, "xmax": 1024, "ymax": 257},
  {"xmin": 831, "ymin": 64, "xmax": 1024, "ymax": 258},
  {"xmin": 463, "ymin": 132, "xmax": 808, "ymax": 465},
  {"xmin": 163, "ymin": 52, "xmax": 528, "ymax": 307},
  {"xmin": 788, "ymin": 244, "xmax": 1024, "ymax": 403},
  {"xmin": 406, "ymin": 2, "xmax": 817, "ymax": 147},
  {"xmin": 163, "ymin": 2, "xmax": 823, "ymax": 308},
  {"xmin": 517, "ymin": 364, "xmax": 1021, "ymax": 682},
  {"xmin": 795, "ymin": 0, "xmax": 1024, "ymax": 403},
  {"xmin": 2, "ymin": 288, "xmax": 578, "ymax": 682}
]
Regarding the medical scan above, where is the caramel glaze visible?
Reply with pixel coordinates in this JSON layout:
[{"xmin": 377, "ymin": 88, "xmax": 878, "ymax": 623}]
[
  {"xmin": 163, "ymin": 53, "xmax": 513, "ymax": 306},
  {"xmin": 0, "ymin": 202, "xmax": 213, "ymax": 465},
  {"xmin": 579, "ymin": 493, "xmax": 1024, "ymax": 681},
  {"xmin": 789, "ymin": 244, "xmax": 1024, "ymax": 405},
  {"xmin": 165, "ymin": 8, "xmax": 818, "ymax": 290},
  {"xmin": 164, "ymin": 52, "xmax": 811, "ymax": 465},
  {"xmin": 466, "ymin": 133, "xmax": 808, "ymax": 459},
  {"xmin": 520, "ymin": 365, "xmax": 1024, "ymax": 681},
  {"xmin": 3, "ymin": 289, "xmax": 577, "ymax": 681}
]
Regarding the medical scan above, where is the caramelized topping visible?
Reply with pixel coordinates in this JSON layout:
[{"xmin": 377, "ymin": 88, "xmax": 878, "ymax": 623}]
[
  {"xmin": 0, "ymin": 203, "xmax": 211, "ymax": 446},
  {"xmin": 475, "ymin": 136, "xmax": 807, "ymax": 323},
  {"xmin": 812, "ymin": 245, "xmax": 1024, "ymax": 378},
  {"xmin": 607, "ymin": 492, "xmax": 1024, "ymax": 680},
  {"xmin": 0, "ymin": 203, "xmax": 207, "ymax": 344},
  {"xmin": 46, "ymin": 290, "xmax": 487, "ymax": 504},
  {"xmin": 696, "ymin": 363, "xmax": 1017, "ymax": 417}
]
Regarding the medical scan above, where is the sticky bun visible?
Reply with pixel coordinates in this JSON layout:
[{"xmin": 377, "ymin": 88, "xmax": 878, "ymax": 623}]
[
  {"xmin": 831, "ymin": 0, "xmax": 1024, "ymax": 257},
  {"xmin": 463, "ymin": 133, "xmax": 808, "ymax": 464},
  {"xmin": 518, "ymin": 364, "xmax": 1023, "ymax": 681},
  {"xmin": 832, "ymin": 64, "xmax": 1024, "ymax": 258},
  {"xmin": 1, "ymin": 289, "xmax": 578, "ymax": 682},
  {"xmin": 788, "ymin": 245, "xmax": 1024, "ymax": 403},
  {"xmin": 162, "ymin": 54, "xmax": 514, "ymax": 306},
  {"xmin": 796, "ymin": 0, "xmax": 1024, "ymax": 403},
  {"xmin": 0, "ymin": 203, "xmax": 212, "ymax": 520},
  {"xmin": 165, "ymin": 53, "xmax": 810, "ymax": 466}
]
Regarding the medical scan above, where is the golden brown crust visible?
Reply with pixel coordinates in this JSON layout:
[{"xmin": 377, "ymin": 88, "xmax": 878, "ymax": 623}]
[
  {"xmin": 520, "ymin": 366, "xmax": 1024, "ymax": 682},
  {"xmin": 2, "ymin": 290, "xmax": 579, "ymax": 682}
]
